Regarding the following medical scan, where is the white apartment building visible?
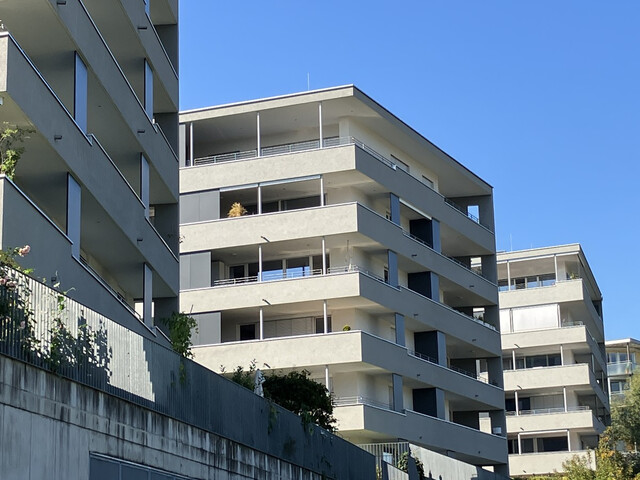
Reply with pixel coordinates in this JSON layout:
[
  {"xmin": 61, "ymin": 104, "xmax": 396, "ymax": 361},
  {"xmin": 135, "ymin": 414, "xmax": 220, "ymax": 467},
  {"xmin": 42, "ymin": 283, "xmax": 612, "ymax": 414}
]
[
  {"xmin": 498, "ymin": 245, "xmax": 609, "ymax": 477},
  {"xmin": 0, "ymin": 0, "xmax": 179, "ymax": 335},
  {"xmin": 179, "ymin": 86, "xmax": 509, "ymax": 475},
  {"xmin": 606, "ymin": 338, "xmax": 640, "ymax": 402}
]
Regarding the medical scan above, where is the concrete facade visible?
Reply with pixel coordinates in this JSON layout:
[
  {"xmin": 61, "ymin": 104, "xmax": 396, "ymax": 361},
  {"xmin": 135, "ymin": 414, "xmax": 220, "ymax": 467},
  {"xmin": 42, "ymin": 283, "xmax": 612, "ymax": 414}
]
[
  {"xmin": 0, "ymin": 355, "xmax": 375, "ymax": 480},
  {"xmin": 179, "ymin": 86, "xmax": 509, "ymax": 475},
  {"xmin": 497, "ymin": 245, "xmax": 609, "ymax": 477},
  {"xmin": 0, "ymin": 0, "xmax": 179, "ymax": 336}
]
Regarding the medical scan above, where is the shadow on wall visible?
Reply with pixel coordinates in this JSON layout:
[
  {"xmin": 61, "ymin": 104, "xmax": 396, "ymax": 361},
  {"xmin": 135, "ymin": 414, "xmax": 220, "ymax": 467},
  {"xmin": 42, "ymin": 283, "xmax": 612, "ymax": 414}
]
[{"xmin": 0, "ymin": 267, "xmax": 375, "ymax": 480}]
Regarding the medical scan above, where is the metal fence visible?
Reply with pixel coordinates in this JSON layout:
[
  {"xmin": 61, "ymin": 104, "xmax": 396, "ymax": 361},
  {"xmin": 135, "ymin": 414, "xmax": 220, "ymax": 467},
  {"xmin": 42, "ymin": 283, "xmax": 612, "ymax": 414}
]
[
  {"xmin": 358, "ymin": 441, "xmax": 410, "ymax": 470},
  {"xmin": 0, "ymin": 267, "xmax": 376, "ymax": 478}
]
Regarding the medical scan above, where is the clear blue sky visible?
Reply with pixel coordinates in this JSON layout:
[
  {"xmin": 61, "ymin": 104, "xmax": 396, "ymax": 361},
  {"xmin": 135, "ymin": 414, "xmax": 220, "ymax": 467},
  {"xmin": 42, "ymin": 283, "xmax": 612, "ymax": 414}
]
[{"xmin": 179, "ymin": 1, "xmax": 640, "ymax": 341}]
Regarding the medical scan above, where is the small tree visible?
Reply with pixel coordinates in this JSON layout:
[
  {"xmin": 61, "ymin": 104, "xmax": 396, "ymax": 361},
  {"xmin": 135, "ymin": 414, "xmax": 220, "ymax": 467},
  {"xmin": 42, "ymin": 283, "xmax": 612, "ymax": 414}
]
[
  {"xmin": 0, "ymin": 123, "xmax": 33, "ymax": 179},
  {"xmin": 165, "ymin": 311, "xmax": 198, "ymax": 358},
  {"xmin": 263, "ymin": 369, "xmax": 336, "ymax": 431}
]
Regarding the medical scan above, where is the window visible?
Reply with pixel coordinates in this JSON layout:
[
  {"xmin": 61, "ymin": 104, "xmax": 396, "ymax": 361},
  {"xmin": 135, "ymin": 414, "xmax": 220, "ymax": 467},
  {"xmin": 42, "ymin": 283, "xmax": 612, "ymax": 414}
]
[
  {"xmin": 229, "ymin": 265, "xmax": 245, "ymax": 280},
  {"xmin": 421, "ymin": 175, "xmax": 435, "ymax": 189},
  {"xmin": 498, "ymin": 280, "xmax": 509, "ymax": 292},
  {"xmin": 315, "ymin": 316, "xmax": 332, "ymax": 334},
  {"xmin": 239, "ymin": 324, "xmax": 256, "ymax": 341}
]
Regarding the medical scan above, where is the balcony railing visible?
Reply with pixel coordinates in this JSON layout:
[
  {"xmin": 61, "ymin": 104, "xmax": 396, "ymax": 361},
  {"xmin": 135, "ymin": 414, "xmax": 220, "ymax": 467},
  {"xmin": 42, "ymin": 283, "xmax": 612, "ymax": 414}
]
[
  {"xmin": 212, "ymin": 264, "xmax": 386, "ymax": 287},
  {"xmin": 189, "ymin": 136, "xmax": 492, "ymax": 231},
  {"xmin": 607, "ymin": 361, "xmax": 638, "ymax": 376},
  {"xmin": 407, "ymin": 349, "xmax": 489, "ymax": 384},
  {"xmin": 506, "ymin": 406, "xmax": 591, "ymax": 416},
  {"xmin": 357, "ymin": 442, "xmax": 410, "ymax": 470},
  {"xmin": 401, "ymin": 230, "xmax": 493, "ymax": 283},
  {"xmin": 333, "ymin": 395, "xmax": 393, "ymax": 411}
]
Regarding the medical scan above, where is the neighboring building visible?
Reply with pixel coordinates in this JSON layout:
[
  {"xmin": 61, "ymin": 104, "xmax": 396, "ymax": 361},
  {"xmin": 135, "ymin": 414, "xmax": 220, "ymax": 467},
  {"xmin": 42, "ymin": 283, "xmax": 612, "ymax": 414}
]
[
  {"xmin": 0, "ymin": 0, "xmax": 180, "ymax": 336},
  {"xmin": 498, "ymin": 245, "xmax": 609, "ymax": 477},
  {"xmin": 179, "ymin": 86, "xmax": 509, "ymax": 476},
  {"xmin": 606, "ymin": 338, "xmax": 640, "ymax": 402}
]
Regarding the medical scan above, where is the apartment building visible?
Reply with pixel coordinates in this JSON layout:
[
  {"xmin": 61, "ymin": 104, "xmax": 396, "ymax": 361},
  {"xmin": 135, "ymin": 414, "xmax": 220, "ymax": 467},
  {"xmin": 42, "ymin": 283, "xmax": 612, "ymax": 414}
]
[
  {"xmin": 179, "ymin": 86, "xmax": 509, "ymax": 475},
  {"xmin": 498, "ymin": 245, "xmax": 609, "ymax": 477},
  {"xmin": 0, "ymin": 0, "xmax": 179, "ymax": 336},
  {"xmin": 606, "ymin": 338, "xmax": 640, "ymax": 402}
]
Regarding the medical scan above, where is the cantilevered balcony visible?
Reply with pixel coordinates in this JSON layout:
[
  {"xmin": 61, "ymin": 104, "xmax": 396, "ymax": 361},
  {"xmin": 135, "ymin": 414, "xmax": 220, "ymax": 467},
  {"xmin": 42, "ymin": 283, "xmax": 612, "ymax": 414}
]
[
  {"xmin": 180, "ymin": 137, "xmax": 495, "ymax": 251},
  {"xmin": 194, "ymin": 330, "xmax": 503, "ymax": 409},
  {"xmin": 334, "ymin": 403, "xmax": 507, "ymax": 466}
]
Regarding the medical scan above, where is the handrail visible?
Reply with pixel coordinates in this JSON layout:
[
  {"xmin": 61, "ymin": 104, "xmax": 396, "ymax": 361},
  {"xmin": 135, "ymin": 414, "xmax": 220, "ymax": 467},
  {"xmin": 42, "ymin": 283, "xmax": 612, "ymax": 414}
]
[
  {"xmin": 506, "ymin": 406, "xmax": 591, "ymax": 416},
  {"xmin": 77, "ymin": 0, "xmax": 178, "ymax": 161},
  {"xmin": 188, "ymin": 134, "xmax": 493, "ymax": 232},
  {"xmin": 399, "ymin": 285, "xmax": 497, "ymax": 332},
  {"xmin": 407, "ymin": 349, "xmax": 489, "ymax": 384},
  {"xmin": 401, "ymin": 230, "xmax": 494, "ymax": 283},
  {"xmin": 211, "ymin": 264, "xmax": 385, "ymax": 287},
  {"xmin": 79, "ymin": 256, "xmax": 142, "ymax": 322},
  {"xmin": 444, "ymin": 197, "xmax": 480, "ymax": 223},
  {"xmin": 333, "ymin": 396, "xmax": 394, "ymax": 411}
]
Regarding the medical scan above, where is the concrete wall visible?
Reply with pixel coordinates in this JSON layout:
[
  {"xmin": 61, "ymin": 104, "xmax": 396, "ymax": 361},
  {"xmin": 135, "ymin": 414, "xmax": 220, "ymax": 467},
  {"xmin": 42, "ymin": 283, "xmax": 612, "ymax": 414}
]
[{"xmin": 0, "ymin": 355, "xmax": 375, "ymax": 480}]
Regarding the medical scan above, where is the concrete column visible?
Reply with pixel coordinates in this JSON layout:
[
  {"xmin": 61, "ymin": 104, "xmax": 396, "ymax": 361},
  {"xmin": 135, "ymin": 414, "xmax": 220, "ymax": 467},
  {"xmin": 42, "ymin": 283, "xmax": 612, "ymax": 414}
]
[
  {"xmin": 66, "ymin": 174, "xmax": 81, "ymax": 260},
  {"xmin": 318, "ymin": 102, "xmax": 323, "ymax": 147},
  {"xmin": 481, "ymin": 254, "xmax": 498, "ymax": 283},
  {"xmin": 489, "ymin": 409, "xmax": 507, "ymax": 438},
  {"xmin": 512, "ymin": 350, "xmax": 517, "ymax": 369},
  {"xmin": 256, "ymin": 112, "xmax": 261, "ymax": 157},
  {"xmin": 140, "ymin": 154, "xmax": 149, "ymax": 219},
  {"xmin": 514, "ymin": 390, "xmax": 520, "ymax": 414},
  {"xmin": 428, "ymin": 272, "xmax": 439, "ymax": 301},
  {"xmin": 389, "ymin": 193, "xmax": 400, "ymax": 225},
  {"xmin": 431, "ymin": 218, "xmax": 441, "ymax": 253},
  {"xmin": 387, "ymin": 250, "xmax": 398, "ymax": 287},
  {"xmin": 74, "ymin": 52, "xmax": 88, "ymax": 132},
  {"xmin": 178, "ymin": 124, "xmax": 187, "ymax": 167},
  {"xmin": 487, "ymin": 357, "xmax": 504, "ymax": 389},
  {"xmin": 392, "ymin": 374, "xmax": 403, "ymax": 412},
  {"xmin": 560, "ymin": 344, "xmax": 565, "ymax": 365},
  {"xmin": 394, "ymin": 313, "xmax": 405, "ymax": 346},
  {"xmin": 517, "ymin": 433, "xmax": 522, "ymax": 454},
  {"xmin": 257, "ymin": 184, "xmax": 262, "ymax": 214},
  {"xmin": 414, "ymin": 330, "xmax": 446, "ymax": 365},
  {"xmin": 563, "ymin": 386, "xmax": 568, "ymax": 412},
  {"xmin": 325, "ymin": 365, "xmax": 330, "ymax": 391},
  {"xmin": 142, "ymin": 263, "xmax": 152, "ymax": 327},
  {"xmin": 554, "ymin": 254, "xmax": 558, "ymax": 282},
  {"xmin": 323, "ymin": 300, "xmax": 328, "ymax": 334},
  {"xmin": 319, "ymin": 176, "xmax": 325, "ymax": 206},
  {"xmin": 567, "ymin": 430, "xmax": 571, "ymax": 451},
  {"xmin": 506, "ymin": 261, "xmax": 511, "ymax": 290},
  {"xmin": 144, "ymin": 59, "xmax": 153, "ymax": 119},
  {"xmin": 321, "ymin": 237, "xmax": 326, "ymax": 274},
  {"xmin": 189, "ymin": 122, "xmax": 194, "ymax": 165},
  {"xmin": 258, "ymin": 245, "xmax": 263, "ymax": 281},
  {"xmin": 259, "ymin": 307, "xmax": 264, "ymax": 340}
]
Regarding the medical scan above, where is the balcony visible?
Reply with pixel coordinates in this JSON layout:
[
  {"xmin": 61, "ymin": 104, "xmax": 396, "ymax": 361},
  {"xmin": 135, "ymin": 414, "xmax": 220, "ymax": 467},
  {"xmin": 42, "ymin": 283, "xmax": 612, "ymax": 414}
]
[
  {"xmin": 509, "ymin": 450, "xmax": 595, "ymax": 477},
  {"xmin": 334, "ymin": 404, "xmax": 507, "ymax": 466},
  {"xmin": 0, "ymin": 33, "xmax": 178, "ymax": 295},
  {"xmin": 506, "ymin": 406, "xmax": 605, "ymax": 433},
  {"xmin": 193, "ymin": 330, "xmax": 503, "ymax": 410},
  {"xmin": 607, "ymin": 361, "xmax": 639, "ymax": 377},
  {"xmin": 504, "ymin": 364, "xmax": 608, "ymax": 407},
  {"xmin": 181, "ymin": 136, "xmax": 495, "ymax": 245}
]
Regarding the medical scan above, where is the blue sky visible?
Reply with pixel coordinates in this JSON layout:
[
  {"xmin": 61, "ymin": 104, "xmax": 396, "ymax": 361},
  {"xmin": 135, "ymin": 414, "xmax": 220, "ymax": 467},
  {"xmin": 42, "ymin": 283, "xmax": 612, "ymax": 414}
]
[{"xmin": 179, "ymin": 1, "xmax": 640, "ymax": 340}]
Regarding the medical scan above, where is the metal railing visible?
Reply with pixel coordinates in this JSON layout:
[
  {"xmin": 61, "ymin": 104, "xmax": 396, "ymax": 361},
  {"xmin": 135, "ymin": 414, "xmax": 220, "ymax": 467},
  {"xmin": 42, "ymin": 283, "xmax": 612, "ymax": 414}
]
[
  {"xmin": 190, "ymin": 135, "xmax": 492, "ymax": 231},
  {"xmin": 407, "ymin": 350, "xmax": 488, "ymax": 383},
  {"xmin": 444, "ymin": 197, "xmax": 480, "ymax": 223},
  {"xmin": 333, "ymin": 395, "xmax": 393, "ymax": 411},
  {"xmin": 506, "ymin": 406, "xmax": 591, "ymax": 416},
  {"xmin": 212, "ymin": 264, "xmax": 386, "ymax": 287},
  {"xmin": 357, "ymin": 442, "xmax": 410, "ymax": 470},
  {"xmin": 0, "ymin": 267, "xmax": 356, "ymax": 466}
]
